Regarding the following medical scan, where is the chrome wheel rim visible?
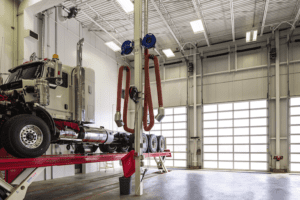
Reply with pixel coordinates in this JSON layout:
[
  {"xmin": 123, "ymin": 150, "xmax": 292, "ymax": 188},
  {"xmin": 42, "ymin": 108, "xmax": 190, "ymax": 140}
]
[
  {"xmin": 20, "ymin": 125, "xmax": 43, "ymax": 149},
  {"xmin": 152, "ymin": 139, "xmax": 157, "ymax": 149},
  {"xmin": 160, "ymin": 139, "xmax": 165, "ymax": 150}
]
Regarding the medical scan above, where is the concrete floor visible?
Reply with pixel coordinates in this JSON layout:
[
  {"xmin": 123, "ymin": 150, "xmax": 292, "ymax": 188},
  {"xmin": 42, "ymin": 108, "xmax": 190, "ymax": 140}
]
[{"xmin": 24, "ymin": 169, "xmax": 300, "ymax": 200}]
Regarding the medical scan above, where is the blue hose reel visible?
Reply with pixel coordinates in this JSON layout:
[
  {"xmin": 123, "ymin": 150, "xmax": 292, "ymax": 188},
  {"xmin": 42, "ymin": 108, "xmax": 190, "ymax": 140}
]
[
  {"xmin": 142, "ymin": 33, "xmax": 156, "ymax": 49},
  {"xmin": 121, "ymin": 40, "xmax": 134, "ymax": 55}
]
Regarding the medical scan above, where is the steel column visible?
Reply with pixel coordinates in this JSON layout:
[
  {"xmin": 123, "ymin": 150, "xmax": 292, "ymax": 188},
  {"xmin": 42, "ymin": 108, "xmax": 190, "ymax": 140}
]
[
  {"xmin": 134, "ymin": 0, "xmax": 143, "ymax": 196},
  {"xmin": 275, "ymin": 30, "xmax": 280, "ymax": 169},
  {"xmin": 193, "ymin": 48, "xmax": 197, "ymax": 166},
  {"xmin": 287, "ymin": 35, "xmax": 290, "ymax": 172}
]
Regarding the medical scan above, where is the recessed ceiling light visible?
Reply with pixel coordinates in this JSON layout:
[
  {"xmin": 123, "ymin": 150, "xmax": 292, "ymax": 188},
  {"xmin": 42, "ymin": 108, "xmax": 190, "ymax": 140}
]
[
  {"xmin": 105, "ymin": 41, "xmax": 121, "ymax": 52},
  {"xmin": 116, "ymin": 0, "xmax": 134, "ymax": 14},
  {"xmin": 246, "ymin": 31, "xmax": 251, "ymax": 42},
  {"xmin": 162, "ymin": 49, "xmax": 175, "ymax": 58},
  {"xmin": 190, "ymin": 19, "xmax": 204, "ymax": 34}
]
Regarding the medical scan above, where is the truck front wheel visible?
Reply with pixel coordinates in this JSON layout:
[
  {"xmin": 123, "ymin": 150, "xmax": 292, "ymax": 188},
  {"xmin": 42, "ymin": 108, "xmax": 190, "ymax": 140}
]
[{"xmin": 1, "ymin": 114, "xmax": 51, "ymax": 158}]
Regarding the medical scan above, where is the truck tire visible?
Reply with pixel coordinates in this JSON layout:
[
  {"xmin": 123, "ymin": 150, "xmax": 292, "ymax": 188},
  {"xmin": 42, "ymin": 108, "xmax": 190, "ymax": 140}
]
[
  {"xmin": 148, "ymin": 134, "xmax": 157, "ymax": 153},
  {"xmin": 1, "ymin": 114, "xmax": 51, "ymax": 158},
  {"xmin": 116, "ymin": 145, "xmax": 130, "ymax": 153},
  {"xmin": 103, "ymin": 144, "xmax": 117, "ymax": 153},
  {"xmin": 142, "ymin": 133, "xmax": 148, "ymax": 153},
  {"xmin": 157, "ymin": 136, "xmax": 165, "ymax": 152},
  {"xmin": 99, "ymin": 144, "xmax": 106, "ymax": 153}
]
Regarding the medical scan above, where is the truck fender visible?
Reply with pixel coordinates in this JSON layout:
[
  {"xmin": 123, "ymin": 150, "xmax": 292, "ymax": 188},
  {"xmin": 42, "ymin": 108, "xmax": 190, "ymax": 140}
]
[{"xmin": 35, "ymin": 106, "xmax": 57, "ymax": 140}]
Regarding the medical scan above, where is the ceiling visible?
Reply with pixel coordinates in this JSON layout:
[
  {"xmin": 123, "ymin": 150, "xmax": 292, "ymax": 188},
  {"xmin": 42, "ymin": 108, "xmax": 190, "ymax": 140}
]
[{"xmin": 62, "ymin": 0, "xmax": 300, "ymax": 59}]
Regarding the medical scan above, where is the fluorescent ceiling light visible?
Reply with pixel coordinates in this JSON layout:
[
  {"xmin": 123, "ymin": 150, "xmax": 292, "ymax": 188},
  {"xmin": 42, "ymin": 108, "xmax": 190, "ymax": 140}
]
[
  {"xmin": 246, "ymin": 30, "xmax": 258, "ymax": 43},
  {"xmin": 116, "ymin": 0, "xmax": 134, "ymax": 14},
  {"xmin": 162, "ymin": 49, "xmax": 175, "ymax": 58},
  {"xmin": 253, "ymin": 30, "xmax": 258, "ymax": 41},
  {"xmin": 190, "ymin": 19, "xmax": 204, "ymax": 34},
  {"xmin": 105, "ymin": 41, "xmax": 121, "ymax": 52},
  {"xmin": 246, "ymin": 31, "xmax": 251, "ymax": 42}
]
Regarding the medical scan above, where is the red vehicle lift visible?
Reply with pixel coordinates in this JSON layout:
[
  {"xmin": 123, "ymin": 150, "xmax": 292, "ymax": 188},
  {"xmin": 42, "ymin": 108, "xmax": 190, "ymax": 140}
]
[{"xmin": 0, "ymin": 149, "xmax": 171, "ymax": 200}]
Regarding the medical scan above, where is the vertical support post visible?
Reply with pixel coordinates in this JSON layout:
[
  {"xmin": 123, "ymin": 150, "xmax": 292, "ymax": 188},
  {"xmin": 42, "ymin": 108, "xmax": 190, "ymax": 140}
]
[
  {"xmin": 287, "ymin": 35, "xmax": 290, "ymax": 172},
  {"xmin": 275, "ymin": 30, "xmax": 280, "ymax": 169},
  {"xmin": 235, "ymin": 44, "xmax": 237, "ymax": 71},
  {"xmin": 144, "ymin": 0, "xmax": 148, "ymax": 35},
  {"xmin": 193, "ymin": 48, "xmax": 197, "ymax": 166},
  {"xmin": 134, "ymin": 0, "xmax": 143, "ymax": 196},
  {"xmin": 267, "ymin": 37, "xmax": 271, "ymax": 169},
  {"xmin": 228, "ymin": 46, "xmax": 231, "ymax": 71},
  {"xmin": 200, "ymin": 52, "xmax": 204, "ymax": 167}
]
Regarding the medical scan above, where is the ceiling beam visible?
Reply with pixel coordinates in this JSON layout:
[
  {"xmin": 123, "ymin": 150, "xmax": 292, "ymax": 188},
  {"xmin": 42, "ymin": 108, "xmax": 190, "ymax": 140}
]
[
  {"xmin": 260, "ymin": 0, "xmax": 270, "ymax": 36},
  {"xmin": 291, "ymin": 6, "xmax": 300, "ymax": 31},
  {"xmin": 150, "ymin": 0, "xmax": 183, "ymax": 50},
  {"xmin": 192, "ymin": 0, "xmax": 210, "ymax": 46},
  {"xmin": 229, "ymin": 0, "xmax": 235, "ymax": 42}
]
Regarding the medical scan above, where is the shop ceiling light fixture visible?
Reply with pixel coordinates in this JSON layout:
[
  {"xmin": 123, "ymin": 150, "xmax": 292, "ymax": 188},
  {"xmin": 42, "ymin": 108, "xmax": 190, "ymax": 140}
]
[
  {"xmin": 190, "ymin": 19, "xmax": 204, "ymax": 34},
  {"xmin": 162, "ymin": 49, "xmax": 175, "ymax": 58},
  {"xmin": 105, "ymin": 41, "xmax": 121, "ymax": 52},
  {"xmin": 116, "ymin": 0, "xmax": 134, "ymax": 14},
  {"xmin": 246, "ymin": 30, "xmax": 258, "ymax": 43}
]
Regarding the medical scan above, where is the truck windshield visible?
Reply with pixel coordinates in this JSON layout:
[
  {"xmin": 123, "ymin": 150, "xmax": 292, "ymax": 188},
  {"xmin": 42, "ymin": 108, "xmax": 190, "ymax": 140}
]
[{"xmin": 6, "ymin": 63, "xmax": 44, "ymax": 83}]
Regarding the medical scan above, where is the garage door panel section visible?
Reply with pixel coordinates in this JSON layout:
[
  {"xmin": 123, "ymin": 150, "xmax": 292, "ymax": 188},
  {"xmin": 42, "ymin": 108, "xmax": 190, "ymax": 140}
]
[
  {"xmin": 290, "ymin": 97, "xmax": 300, "ymax": 172},
  {"xmin": 203, "ymin": 100, "xmax": 268, "ymax": 171}
]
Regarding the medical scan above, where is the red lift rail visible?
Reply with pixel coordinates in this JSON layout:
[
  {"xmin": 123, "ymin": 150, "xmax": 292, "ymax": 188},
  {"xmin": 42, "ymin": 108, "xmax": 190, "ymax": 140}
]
[{"xmin": 0, "ymin": 151, "xmax": 171, "ymax": 170}]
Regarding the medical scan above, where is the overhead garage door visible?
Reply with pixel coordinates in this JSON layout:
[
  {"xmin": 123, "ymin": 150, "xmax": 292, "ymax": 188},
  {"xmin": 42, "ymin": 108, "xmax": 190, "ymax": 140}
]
[
  {"xmin": 203, "ymin": 100, "xmax": 268, "ymax": 171},
  {"xmin": 146, "ymin": 106, "xmax": 187, "ymax": 168},
  {"xmin": 289, "ymin": 97, "xmax": 300, "ymax": 172}
]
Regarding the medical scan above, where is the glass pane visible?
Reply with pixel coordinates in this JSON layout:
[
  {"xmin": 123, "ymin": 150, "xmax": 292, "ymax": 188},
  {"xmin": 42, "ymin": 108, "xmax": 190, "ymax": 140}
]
[
  {"xmin": 174, "ymin": 160, "xmax": 186, "ymax": 167},
  {"xmin": 291, "ymin": 126, "xmax": 300, "ymax": 134},
  {"xmin": 219, "ymin": 162, "xmax": 233, "ymax": 169},
  {"xmin": 234, "ymin": 145, "xmax": 249, "ymax": 152},
  {"xmin": 162, "ymin": 131, "xmax": 173, "ymax": 137},
  {"xmin": 163, "ymin": 115, "xmax": 173, "ymax": 122},
  {"xmin": 250, "ymin": 118, "xmax": 267, "ymax": 126},
  {"xmin": 234, "ymin": 136, "xmax": 249, "ymax": 144},
  {"xmin": 166, "ymin": 138, "xmax": 173, "ymax": 145},
  {"xmin": 219, "ymin": 120, "xmax": 233, "ymax": 128},
  {"xmin": 174, "ymin": 122, "xmax": 186, "ymax": 129},
  {"xmin": 250, "ymin": 100, "xmax": 267, "ymax": 109},
  {"xmin": 167, "ymin": 145, "xmax": 173, "ymax": 151},
  {"xmin": 219, "ymin": 145, "xmax": 233, "ymax": 152},
  {"xmin": 219, "ymin": 137, "xmax": 233, "ymax": 144},
  {"xmin": 219, "ymin": 128, "xmax": 233, "ymax": 136},
  {"xmin": 204, "ymin": 153, "xmax": 218, "ymax": 160},
  {"xmin": 251, "ymin": 136, "xmax": 267, "ymax": 144},
  {"xmin": 291, "ymin": 154, "xmax": 300, "ymax": 162},
  {"xmin": 204, "ymin": 161, "xmax": 217, "ymax": 168},
  {"xmin": 174, "ymin": 153, "xmax": 186, "ymax": 159},
  {"xmin": 174, "ymin": 115, "xmax": 186, "ymax": 122},
  {"xmin": 251, "ymin": 154, "xmax": 267, "ymax": 161},
  {"xmin": 218, "ymin": 103, "xmax": 233, "ymax": 111},
  {"xmin": 162, "ymin": 123, "xmax": 173, "ymax": 130},
  {"xmin": 251, "ymin": 162, "xmax": 267, "ymax": 170},
  {"xmin": 234, "ymin": 102, "xmax": 249, "ymax": 110},
  {"xmin": 291, "ymin": 97, "xmax": 300, "ymax": 106},
  {"xmin": 218, "ymin": 112, "xmax": 233, "ymax": 119},
  {"xmin": 204, "ymin": 113, "xmax": 217, "ymax": 120},
  {"xmin": 174, "ymin": 145, "xmax": 186, "ymax": 152},
  {"xmin": 204, "ymin": 145, "xmax": 217, "ymax": 152},
  {"xmin": 251, "ymin": 145, "xmax": 267, "ymax": 152},
  {"xmin": 291, "ymin": 163, "xmax": 300, "ymax": 172},
  {"xmin": 291, "ymin": 107, "xmax": 300, "ymax": 115},
  {"xmin": 251, "ymin": 109, "xmax": 267, "ymax": 117},
  {"xmin": 234, "ymin": 119, "xmax": 249, "ymax": 127},
  {"xmin": 203, "ymin": 129, "xmax": 217, "ymax": 136},
  {"xmin": 174, "ymin": 107, "xmax": 186, "ymax": 114},
  {"xmin": 204, "ymin": 121, "xmax": 217, "ymax": 128},
  {"xmin": 250, "ymin": 127, "xmax": 267, "ymax": 135},
  {"xmin": 234, "ymin": 154, "xmax": 249, "ymax": 161},
  {"xmin": 291, "ymin": 145, "xmax": 300, "ymax": 152},
  {"xmin": 203, "ymin": 105, "xmax": 217, "ymax": 112},
  {"xmin": 174, "ymin": 138, "xmax": 186, "ymax": 144},
  {"xmin": 153, "ymin": 123, "xmax": 161, "ymax": 130},
  {"xmin": 204, "ymin": 137, "xmax": 217, "ymax": 144},
  {"xmin": 154, "ymin": 109, "xmax": 158, "ymax": 116},
  {"xmin": 291, "ymin": 135, "xmax": 300, "ymax": 143},
  {"xmin": 234, "ymin": 110, "xmax": 249, "ymax": 118},
  {"xmin": 174, "ymin": 130, "xmax": 187, "ymax": 137},
  {"xmin": 234, "ymin": 162, "xmax": 249, "ymax": 170},
  {"xmin": 219, "ymin": 153, "xmax": 233, "ymax": 161},
  {"xmin": 291, "ymin": 116, "xmax": 300, "ymax": 125},
  {"xmin": 234, "ymin": 128, "xmax": 249, "ymax": 135},
  {"xmin": 151, "ymin": 131, "xmax": 161, "ymax": 136},
  {"xmin": 165, "ymin": 108, "xmax": 173, "ymax": 115}
]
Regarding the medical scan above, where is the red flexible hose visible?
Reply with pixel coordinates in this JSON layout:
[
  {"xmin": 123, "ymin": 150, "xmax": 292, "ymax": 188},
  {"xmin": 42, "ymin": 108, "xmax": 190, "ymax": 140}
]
[
  {"xmin": 116, "ymin": 66, "xmax": 134, "ymax": 134},
  {"xmin": 143, "ymin": 50, "xmax": 164, "ymax": 131}
]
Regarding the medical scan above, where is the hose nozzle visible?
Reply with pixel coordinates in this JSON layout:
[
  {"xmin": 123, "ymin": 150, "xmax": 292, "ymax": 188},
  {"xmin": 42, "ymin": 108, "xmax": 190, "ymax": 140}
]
[
  {"xmin": 115, "ymin": 112, "xmax": 124, "ymax": 127},
  {"xmin": 155, "ymin": 107, "xmax": 165, "ymax": 122}
]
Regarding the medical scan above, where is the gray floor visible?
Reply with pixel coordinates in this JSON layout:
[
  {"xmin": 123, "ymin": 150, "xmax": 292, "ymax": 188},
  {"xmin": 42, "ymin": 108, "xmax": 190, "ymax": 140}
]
[{"xmin": 24, "ymin": 169, "xmax": 300, "ymax": 200}]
